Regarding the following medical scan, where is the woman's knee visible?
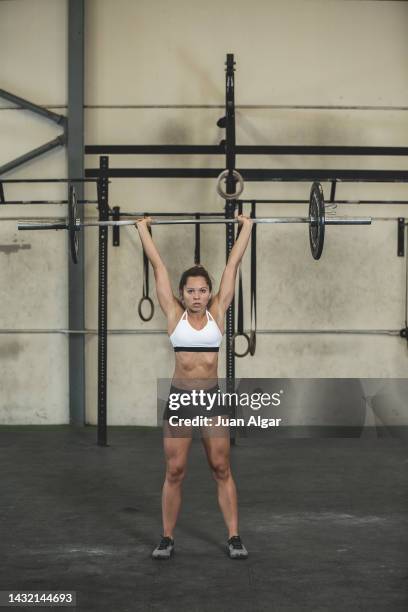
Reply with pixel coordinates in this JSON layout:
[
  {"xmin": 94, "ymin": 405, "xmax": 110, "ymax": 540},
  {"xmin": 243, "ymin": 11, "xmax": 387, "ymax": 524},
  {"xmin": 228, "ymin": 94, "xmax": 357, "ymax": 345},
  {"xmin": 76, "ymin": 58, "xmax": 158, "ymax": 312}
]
[
  {"xmin": 210, "ymin": 460, "xmax": 231, "ymax": 481},
  {"xmin": 166, "ymin": 461, "xmax": 187, "ymax": 484}
]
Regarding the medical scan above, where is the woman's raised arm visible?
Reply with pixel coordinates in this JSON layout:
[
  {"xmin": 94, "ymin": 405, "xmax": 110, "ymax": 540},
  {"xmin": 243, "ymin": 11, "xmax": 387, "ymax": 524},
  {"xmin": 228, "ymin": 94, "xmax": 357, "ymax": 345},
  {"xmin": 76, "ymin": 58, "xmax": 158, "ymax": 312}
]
[
  {"xmin": 211, "ymin": 215, "xmax": 253, "ymax": 317},
  {"xmin": 135, "ymin": 218, "xmax": 179, "ymax": 318}
]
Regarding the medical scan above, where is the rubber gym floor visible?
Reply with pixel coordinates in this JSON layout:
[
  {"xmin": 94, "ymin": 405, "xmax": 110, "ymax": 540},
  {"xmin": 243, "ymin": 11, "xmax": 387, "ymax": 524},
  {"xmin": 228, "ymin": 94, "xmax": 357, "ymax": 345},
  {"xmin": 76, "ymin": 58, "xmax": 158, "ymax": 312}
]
[{"xmin": 1, "ymin": 426, "xmax": 407, "ymax": 612}]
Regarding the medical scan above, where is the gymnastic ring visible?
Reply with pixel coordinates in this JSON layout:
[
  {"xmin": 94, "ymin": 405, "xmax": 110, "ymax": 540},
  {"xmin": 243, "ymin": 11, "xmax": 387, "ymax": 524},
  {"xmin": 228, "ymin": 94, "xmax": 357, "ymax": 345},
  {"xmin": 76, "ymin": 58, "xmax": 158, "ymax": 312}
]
[
  {"xmin": 137, "ymin": 296, "xmax": 154, "ymax": 322},
  {"xmin": 230, "ymin": 332, "xmax": 250, "ymax": 358},
  {"xmin": 216, "ymin": 169, "xmax": 245, "ymax": 200},
  {"xmin": 248, "ymin": 330, "xmax": 256, "ymax": 356}
]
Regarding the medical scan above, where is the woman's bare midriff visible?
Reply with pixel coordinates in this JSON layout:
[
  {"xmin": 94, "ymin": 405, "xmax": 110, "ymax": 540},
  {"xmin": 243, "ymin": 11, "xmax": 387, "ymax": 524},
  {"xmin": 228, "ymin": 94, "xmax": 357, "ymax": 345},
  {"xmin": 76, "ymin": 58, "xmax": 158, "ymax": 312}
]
[
  {"xmin": 170, "ymin": 305, "xmax": 222, "ymax": 390},
  {"xmin": 173, "ymin": 352, "xmax": 219, "ymax": 389}
]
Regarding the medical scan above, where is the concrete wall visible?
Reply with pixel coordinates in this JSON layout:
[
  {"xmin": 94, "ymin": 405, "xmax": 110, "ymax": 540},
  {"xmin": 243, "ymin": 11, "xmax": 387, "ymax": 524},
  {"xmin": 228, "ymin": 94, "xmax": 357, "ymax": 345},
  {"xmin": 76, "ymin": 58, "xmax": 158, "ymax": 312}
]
[
  {"xmin": 1, "ymin": 0, "xmax": 408, "ymax": 426},
  {"xmin": 0, "ymin": 0, "xmax": 68, "ymax": 424}
]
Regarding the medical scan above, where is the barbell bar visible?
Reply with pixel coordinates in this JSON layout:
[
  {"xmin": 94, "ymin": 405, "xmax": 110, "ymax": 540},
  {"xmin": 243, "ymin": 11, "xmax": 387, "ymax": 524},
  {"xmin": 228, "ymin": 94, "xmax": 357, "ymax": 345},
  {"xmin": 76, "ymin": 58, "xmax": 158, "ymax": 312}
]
[
  {"xmin": 17, "ymin": 182, "xmax": 372, "ymax": 264},
  {"xmin": 0, "ymin": 184, "xmax": 96, "ymax": 211},
  {"xmin": 238, "ymin": 199, "xmax": 408, "ymax": 205},
  {"xmin": 0, "ymin": 178, "xmax": 100, "ymax": 183},
  {"xmin": 17, "ymin": 217, "xmax": 372, "ymax": 228},
  {"xmin": 1, "ymin": 199, "xmax": 97, "ymax": 205}
]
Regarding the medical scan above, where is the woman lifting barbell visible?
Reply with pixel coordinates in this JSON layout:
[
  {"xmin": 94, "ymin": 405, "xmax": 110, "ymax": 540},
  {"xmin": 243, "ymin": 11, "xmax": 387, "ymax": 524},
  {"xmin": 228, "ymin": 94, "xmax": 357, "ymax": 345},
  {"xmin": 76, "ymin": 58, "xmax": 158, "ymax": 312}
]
[{"xmin": 135, "ymin": 214, "xmax": 253, "ymax": 560}]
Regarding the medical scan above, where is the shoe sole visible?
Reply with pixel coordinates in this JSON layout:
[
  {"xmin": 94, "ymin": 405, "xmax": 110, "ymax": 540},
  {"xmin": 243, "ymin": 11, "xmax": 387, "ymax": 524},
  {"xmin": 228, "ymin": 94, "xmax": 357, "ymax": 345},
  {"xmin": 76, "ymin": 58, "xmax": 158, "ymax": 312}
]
[
  {"xmin": 152, "ymin": 549, "xmax": 175, "ymax": 560},
  {"xmin": 227, "ymin": 549, "xmax": 248, "ymax": 560}
]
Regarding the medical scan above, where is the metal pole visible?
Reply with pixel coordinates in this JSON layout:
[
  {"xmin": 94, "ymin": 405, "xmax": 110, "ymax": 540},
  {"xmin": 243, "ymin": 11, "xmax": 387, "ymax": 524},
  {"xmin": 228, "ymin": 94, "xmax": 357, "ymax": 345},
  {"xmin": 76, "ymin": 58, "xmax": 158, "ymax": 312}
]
[
  {"xmin": 223, "ymin": 53, "xmax": 237, "ymax": 444},
  {"xmin": 0, "ymin": 88, "xmax": 66, "ymax": 126},
  {"xmin": 98, "ymin": 157, "xmax": 109, "ymax": 446},
  {"xmin": 84, "ymin": 144, "xmax": 408, "ymax": 155},
  {"xmin": 238, "ymin": 199, "xmax": 408, "ymax": 205},
  {"xmin": 117, "ymin": 211, "xmax": 227, "ymax": 217},
  {"xmin": 68, "ymin": 0, "xmax": 85, "ymax": 427},
  {"xmin": 83, "ymin": 168, "xmax": 408, "ymax": 182},
  {"xmin": 1, "ymin": 200, "xmax": 97, "ymax": 205},
  {"xmin": 0, "ymin": 136, "xmax": 66, "ymax": 177}
]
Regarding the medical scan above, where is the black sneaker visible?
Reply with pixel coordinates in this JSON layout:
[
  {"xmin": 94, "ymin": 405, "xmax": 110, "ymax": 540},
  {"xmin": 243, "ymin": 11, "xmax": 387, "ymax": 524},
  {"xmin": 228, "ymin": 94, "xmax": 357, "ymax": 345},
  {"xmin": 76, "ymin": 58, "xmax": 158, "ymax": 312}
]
[
  {"xmin": 227, "ymin": 535, "xmax": 248, "ymax": 559},
  {"xmin": 152, "ymin": 536, "xmax": 175, "ymax": 560}
]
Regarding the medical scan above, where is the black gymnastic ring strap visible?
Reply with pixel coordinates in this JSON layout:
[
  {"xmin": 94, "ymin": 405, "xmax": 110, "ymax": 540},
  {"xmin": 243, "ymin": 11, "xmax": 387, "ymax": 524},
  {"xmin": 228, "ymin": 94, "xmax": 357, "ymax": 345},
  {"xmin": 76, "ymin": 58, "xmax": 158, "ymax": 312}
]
[
  {"xmin": 138, "ymin": 214, "xmax": 155, "ymax": 322},
  {"xmin": 236, "ymin": 201, "xmax": 244, "ymax": 336},
  {"xmin": 233, "ymin": 201, "xmax": 248, "ymax": 358},
  {"xmin": 248, "ymin": 330, "xmax": 256, "ymax": 356},
  {"xmin": 194, "ymin": 213, "xmax": 201, "ymax": 264},
  {"xmin": 249, "ymin": 201, "xmax": 257, "ymax": 356}
]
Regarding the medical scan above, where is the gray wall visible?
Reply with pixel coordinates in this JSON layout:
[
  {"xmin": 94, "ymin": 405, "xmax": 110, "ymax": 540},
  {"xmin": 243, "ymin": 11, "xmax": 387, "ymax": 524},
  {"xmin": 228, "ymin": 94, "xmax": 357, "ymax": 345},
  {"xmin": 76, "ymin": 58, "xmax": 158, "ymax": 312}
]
[{"xmin": 1, "ymin": 0, "xmax": 408, "ymax": 426}]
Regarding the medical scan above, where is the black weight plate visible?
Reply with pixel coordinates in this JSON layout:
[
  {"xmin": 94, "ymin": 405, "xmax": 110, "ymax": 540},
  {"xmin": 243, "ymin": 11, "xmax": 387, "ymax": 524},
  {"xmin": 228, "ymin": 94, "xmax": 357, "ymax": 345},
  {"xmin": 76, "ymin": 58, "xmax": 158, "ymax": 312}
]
[
  {"xmin": 68, "ymin": 184, "xmax": 79, "ymax": 264},
  {"xmin": 309, "ymin": 182, "xmax": 325, "ymax": 260}
]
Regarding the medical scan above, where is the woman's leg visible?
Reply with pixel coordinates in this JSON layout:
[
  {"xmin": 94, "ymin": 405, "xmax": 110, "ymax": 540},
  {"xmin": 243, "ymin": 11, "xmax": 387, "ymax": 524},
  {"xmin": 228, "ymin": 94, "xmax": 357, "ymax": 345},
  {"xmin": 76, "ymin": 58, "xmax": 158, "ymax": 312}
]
[
  {"xmin": 161, "ymin": 431, "xmax": 193, "ymax": 537},
  {"xmin": 201, "ymin": 429, "xmax": 239, "ymax": 538}
]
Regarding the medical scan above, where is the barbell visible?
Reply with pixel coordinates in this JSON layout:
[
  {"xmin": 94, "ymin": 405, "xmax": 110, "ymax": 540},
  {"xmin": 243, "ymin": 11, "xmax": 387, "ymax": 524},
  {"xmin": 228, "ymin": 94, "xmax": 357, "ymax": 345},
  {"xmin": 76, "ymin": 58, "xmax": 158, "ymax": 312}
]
[
  {"xmin": 17, "ymin": 182, "xmax": 371, "ymax": 263},
  {"xmin": 0, "ymin": 199, "xmax": 97, "ymax": 205}
]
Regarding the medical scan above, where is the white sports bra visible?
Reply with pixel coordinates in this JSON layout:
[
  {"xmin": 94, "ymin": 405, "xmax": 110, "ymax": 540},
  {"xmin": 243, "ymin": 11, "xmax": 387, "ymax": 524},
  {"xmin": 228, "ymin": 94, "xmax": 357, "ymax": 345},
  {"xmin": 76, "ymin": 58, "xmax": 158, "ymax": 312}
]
[{"xmin": 170, "ymin": 310, "xmax": 223, "ymax": 352}]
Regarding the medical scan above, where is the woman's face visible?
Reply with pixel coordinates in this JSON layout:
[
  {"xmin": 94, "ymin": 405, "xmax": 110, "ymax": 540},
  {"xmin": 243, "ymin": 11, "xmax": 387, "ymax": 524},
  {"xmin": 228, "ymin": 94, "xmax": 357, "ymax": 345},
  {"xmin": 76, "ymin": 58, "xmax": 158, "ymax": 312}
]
[{"xmin": 181, "ymin": 276, "xmax": 211, "ymax": 312}]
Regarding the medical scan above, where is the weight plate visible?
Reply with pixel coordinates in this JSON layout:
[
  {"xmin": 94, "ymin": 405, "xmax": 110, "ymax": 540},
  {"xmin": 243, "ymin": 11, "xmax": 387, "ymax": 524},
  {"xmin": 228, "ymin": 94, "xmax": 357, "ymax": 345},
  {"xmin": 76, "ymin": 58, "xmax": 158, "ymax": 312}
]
[
  {"xmin": 68, "ymin": 184, "xmax": 79, "ymax": 264},
  {"xmin": 309, "ymin": 182, "xmax": 325, "ymax": 260}
]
